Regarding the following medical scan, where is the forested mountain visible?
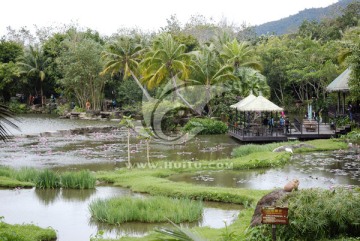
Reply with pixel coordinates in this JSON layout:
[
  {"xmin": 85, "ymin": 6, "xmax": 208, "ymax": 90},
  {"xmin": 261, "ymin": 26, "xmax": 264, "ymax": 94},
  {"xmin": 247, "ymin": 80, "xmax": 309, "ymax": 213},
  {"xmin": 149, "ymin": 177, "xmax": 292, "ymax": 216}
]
[{"xmin": 254, "ymin": 0, "xmax": 355, "ymax": 35}]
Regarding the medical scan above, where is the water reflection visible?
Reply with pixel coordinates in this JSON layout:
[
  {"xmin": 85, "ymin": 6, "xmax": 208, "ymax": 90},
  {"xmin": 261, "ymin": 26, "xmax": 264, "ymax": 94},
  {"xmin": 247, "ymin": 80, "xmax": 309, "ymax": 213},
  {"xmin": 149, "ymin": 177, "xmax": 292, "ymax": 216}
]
[
  {"xmin": 169, "ymin": 150, "xmax": 360, "ymax": 189},
  {"xmin": 0, "ymin": 186, "xmax": 240, "ymax": 241}
]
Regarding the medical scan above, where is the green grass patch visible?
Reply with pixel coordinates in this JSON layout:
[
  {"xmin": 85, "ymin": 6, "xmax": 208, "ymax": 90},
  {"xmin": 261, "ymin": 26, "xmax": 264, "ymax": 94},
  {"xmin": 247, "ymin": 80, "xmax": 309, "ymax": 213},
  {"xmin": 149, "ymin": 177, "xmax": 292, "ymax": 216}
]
[
  {"xmin": 61, "ymin": 170, "xmax": 96, "ymax": 189},
  {"xmin": 232, "ymin": 142, "xmax": 294, "ymax": 157},
  {"xmin": 295, "ymin": 139, "xmax": 349, "ymax": 153},
  {"xmin": 0, "ymin": 176, "xmax": 34, "ymax": 188},
  {"xmin": 97, "ymin": 169, "xmax": 267, "ymax": 205},
  {"xmin": 89, "ymin": 196, "xmax": 203, "ymax": 224},
  {"xmin": 0, "ymin": 219, "xmax": 56, "ymax": 241},
  {"xmin": 0, "ymin": 166, "xmax": 96, "ymax": 189}
]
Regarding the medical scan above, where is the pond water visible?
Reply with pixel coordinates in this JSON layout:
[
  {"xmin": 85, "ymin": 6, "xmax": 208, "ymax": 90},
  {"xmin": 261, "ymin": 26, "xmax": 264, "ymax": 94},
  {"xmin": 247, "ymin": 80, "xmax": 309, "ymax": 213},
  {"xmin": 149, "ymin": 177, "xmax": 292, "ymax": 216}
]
[
  {"xmin": 1, "ymin": 115, "xmax": 239, "ymax": 170},
  {"xmin": 169, "ymin": 149, "xmax": 360, "ymax": 189},
  {"xmin": 0, "ymin": 186, "xmax": 240, "ymax": 241},
  {"xmin": 1, "ymin": 115, "xmax": 359, "ymax": 240}
]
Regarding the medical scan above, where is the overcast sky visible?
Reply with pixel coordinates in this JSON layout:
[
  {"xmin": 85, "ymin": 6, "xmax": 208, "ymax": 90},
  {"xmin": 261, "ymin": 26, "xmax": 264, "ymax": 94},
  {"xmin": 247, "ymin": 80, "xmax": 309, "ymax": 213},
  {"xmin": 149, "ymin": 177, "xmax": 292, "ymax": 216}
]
[{"xmin": 1, "ymin": 0, "xmax": 339, "ymax": 36}]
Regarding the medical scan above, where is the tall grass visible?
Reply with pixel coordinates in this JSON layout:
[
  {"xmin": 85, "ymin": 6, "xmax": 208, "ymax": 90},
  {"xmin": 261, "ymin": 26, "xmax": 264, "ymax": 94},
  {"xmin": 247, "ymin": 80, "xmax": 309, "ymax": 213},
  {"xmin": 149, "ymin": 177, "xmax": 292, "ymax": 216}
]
[
  {"xmin": 89, "ymin": 196, "xmax": 203, "ymax": 224},
  {"xmin": 61, "ymin": 170, "xmax": 96, "ymax": 189},
  {"xmin": 35, "ymin": 169, "xmax": 61, "ymax": 189},
  {"xmin": 0, "ymin": 167, "xmax": 97, "ymax": 189},
  {"xmin": 13, "ymin": 167, "xmax": 39, "ymax": 182}
]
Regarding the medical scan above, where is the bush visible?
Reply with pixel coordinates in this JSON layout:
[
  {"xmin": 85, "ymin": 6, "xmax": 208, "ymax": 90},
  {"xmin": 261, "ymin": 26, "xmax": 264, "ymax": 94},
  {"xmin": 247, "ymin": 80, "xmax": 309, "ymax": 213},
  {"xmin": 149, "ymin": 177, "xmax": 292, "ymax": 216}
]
[
  {"xmin": 340, "ymin": 128, "xmax": 360, "ymax": 144},
  {"xmin": 246, "ymin": 188, "xmax": 360, "ymax": 241},
  {"xmin": 89, "ymin": 196, "xmax": 203, "ymax": 224},
  {"xmin": 182, "ymin": 118, "xmax": 228, "ymax": 135},
  {"xmin": 8, "ymin": 100, "xmax": 27, "ymax": 114}
]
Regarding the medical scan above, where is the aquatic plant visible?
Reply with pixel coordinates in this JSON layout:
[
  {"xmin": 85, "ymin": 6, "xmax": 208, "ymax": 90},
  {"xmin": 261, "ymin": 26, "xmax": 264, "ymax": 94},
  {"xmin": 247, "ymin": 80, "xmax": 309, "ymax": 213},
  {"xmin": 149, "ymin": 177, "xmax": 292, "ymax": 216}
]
[
  {"xmin": 60, "ymin": 170, "xmax": 96, "ymax": 189},
  {"xmin": 89, "ymin": 196, "xmax": 203, "ymax": 224},
  {"xmin": 13, "ymin": 167, "xmax": 39, "ymax": 182},
  {"xmin": 35, "ymin": 169, "xmax": 61, "ymax": 189}
]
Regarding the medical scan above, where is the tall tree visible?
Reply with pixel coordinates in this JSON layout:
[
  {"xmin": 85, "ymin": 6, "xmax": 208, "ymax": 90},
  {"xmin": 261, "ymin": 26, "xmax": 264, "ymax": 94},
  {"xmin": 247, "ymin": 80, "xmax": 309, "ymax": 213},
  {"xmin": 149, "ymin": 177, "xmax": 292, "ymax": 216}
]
[
  {"xmin": 190, "ymin": 44, "xmax": 235, "ymax": 115},
  {"xmin": 17, "ymin": 45, "xmax": 50, "ymax": 105},
  {"xmin": 100, "ymin": 37, "xmax": 152, "ymax": 101},
  {"xmin": 57, "ymin": 38, "xmax": 107, "ymax": 110},
  {"xmin": 141, "ymin": 34, "xmax": 199, "ymax": 114}
]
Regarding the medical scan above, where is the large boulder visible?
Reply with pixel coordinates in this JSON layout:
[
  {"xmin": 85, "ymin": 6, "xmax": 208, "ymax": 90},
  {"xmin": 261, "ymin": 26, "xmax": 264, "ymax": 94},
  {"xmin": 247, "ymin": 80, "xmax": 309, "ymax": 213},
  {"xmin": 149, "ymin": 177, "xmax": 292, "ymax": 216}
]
[{"xmin": 250, "ymin": 189, "xmax": 289, "ymax": 227}]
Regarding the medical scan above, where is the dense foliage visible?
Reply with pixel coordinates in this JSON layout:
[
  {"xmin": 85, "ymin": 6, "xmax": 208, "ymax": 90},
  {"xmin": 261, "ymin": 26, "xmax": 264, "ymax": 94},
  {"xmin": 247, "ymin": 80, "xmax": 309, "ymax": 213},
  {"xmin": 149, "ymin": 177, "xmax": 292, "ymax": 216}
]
[
  {"xmin": 247, "ymin": 188, "xmax": 360, "ymax": 241},
  {"xmin": 0, "ymin": 1, "xmax": 359, "ymax": 135},
  {"xmin": 182, "ymin": 117, "xmax": 228, "ymax": 134}
]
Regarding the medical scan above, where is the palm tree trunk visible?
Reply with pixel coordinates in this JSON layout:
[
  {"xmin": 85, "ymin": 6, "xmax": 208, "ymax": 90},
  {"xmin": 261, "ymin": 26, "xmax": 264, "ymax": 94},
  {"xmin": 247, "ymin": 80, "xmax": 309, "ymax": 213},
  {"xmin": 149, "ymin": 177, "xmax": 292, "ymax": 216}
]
[
  {"xmin": 130, "ymin": 71, "xmax": 152, "ymax": 101},
  {"xmin": 171, "ymin": 76, "xmax": 201, "ymax": 115},
  {"xmin": 127, "ymin": 128, "xmax": 131, "ymax": 168}
]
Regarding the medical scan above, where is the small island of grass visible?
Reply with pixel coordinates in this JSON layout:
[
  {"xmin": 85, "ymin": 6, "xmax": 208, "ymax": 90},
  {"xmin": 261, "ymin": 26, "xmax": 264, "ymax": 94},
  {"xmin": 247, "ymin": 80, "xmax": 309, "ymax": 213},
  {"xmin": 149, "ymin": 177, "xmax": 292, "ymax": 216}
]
[{"xmin": 89, "ymin": 196, "xmax": 203, "ymax": 224}]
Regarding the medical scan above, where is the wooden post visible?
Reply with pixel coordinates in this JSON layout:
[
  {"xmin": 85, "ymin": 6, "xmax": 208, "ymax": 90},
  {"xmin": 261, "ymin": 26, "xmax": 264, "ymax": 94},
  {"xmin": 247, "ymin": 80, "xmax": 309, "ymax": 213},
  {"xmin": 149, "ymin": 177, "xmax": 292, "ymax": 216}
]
[{"xmin": 272, "ymin": 224, "xmax": 276, "ymax": 241}]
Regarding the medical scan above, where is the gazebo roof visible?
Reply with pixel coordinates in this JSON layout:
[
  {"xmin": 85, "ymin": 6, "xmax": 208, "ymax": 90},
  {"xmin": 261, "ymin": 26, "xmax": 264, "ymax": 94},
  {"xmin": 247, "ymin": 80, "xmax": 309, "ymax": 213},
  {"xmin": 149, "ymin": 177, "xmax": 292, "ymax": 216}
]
[
  {"xmin": 230, "ymin": 93, "xmax": 257, "ymax": 110},
  {"xmin": 326, "ymin": 68, "xmax": 351, "ymax": 92},
  {"xmin": 237, "ymin": 95, "xmax": 283, "ymax": 112}
]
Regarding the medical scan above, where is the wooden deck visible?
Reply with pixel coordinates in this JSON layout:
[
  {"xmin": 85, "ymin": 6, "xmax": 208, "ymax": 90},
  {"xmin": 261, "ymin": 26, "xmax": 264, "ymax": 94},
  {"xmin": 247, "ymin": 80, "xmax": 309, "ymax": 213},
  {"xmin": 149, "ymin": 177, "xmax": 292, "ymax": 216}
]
[{"xmin": 228, "ymin": 121, "xmax": 339, "ymax": 142}]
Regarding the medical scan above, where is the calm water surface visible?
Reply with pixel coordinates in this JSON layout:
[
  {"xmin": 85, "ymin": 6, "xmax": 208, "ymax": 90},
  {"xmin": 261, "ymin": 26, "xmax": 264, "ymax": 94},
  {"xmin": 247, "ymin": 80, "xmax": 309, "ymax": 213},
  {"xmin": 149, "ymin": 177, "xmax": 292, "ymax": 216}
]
[
  {"xmin": 0, "ymin": 186, "xmax": 240, "ymax": 241},
  {"xmin": 1, "ymin": 115, "xmax": 239, "ymax": 170}
]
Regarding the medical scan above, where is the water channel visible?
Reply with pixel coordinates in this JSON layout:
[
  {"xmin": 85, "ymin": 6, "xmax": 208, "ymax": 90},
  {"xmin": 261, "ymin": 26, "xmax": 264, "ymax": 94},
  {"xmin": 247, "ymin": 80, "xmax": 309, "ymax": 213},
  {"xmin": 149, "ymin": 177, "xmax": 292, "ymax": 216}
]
[{"xmin": 0, "ymin": 115, "xmax": 358, "ymax": 240}]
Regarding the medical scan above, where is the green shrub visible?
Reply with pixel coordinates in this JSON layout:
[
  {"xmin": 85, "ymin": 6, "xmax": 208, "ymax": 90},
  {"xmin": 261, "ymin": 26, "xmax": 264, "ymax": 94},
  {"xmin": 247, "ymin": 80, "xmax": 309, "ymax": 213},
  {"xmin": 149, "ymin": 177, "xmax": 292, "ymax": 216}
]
[
  {"xmin": 35, "ymin": 169, "xmax": 61, "ymax": 189},
  {"xmin": 89, "ymin": 196, "xmax": 203, "ymax": 224},
  {"xmin": 340, "ymin": 128, "xmax": 360, "ymax": 144},
  {"xmin": 61, "ymin": 170, "xmax": 96, "ymax": 189},
  {"xmin": 182, "ymin": 118, "xmax": 228, "ymax": 135},
  {"xmin": 247, "ymin": 188, "xmax": 360, "ymax": 241},
  {"xmin": 8, "ymin": 100, "xmax": 28, "ymax": 114}
]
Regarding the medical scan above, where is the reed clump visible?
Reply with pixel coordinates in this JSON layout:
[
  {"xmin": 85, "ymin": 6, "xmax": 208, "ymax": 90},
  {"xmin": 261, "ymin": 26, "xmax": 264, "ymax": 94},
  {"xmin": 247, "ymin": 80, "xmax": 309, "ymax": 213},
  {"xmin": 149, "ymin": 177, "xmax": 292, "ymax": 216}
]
[{"xmin": 89, "ymin": 196, "xmax": 203, "ymax": 224}]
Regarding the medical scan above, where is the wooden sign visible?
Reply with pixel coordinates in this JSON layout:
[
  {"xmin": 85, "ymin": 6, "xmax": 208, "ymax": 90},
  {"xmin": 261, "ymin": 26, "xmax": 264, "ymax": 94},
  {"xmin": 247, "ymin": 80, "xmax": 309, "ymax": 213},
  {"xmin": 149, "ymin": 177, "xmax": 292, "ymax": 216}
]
[{"xmin": 261, "ymin": 206, "xmax": 289, "ymax": 225}]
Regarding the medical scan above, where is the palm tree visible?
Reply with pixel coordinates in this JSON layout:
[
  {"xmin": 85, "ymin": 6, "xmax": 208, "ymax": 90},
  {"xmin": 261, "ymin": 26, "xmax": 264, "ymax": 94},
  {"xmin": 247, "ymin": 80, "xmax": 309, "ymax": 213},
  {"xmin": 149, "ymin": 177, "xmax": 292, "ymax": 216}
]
[
  {"xmin": 141, "ymin": 34, "xmax": 200, "ymax": 114},
  {"xmin": 17, "ymin": 45, "xmax": 50, "ymax": 105},
  {"xmin": 0, "ymin": 105, "xmax": 19, "ymax": 142},
  {"xmin": 119, "ymin": 115, "xmax": 135, "ymax": 168},
  {"xmin": 100, "ymin": 37, "xmax": 152, "ymax": 101},
  {"xmin": 190, "ymin": 44, "xmax": 236, "ymax": 115},
  {"xmin": 220, "ymin": 39, "xmax": 262, "ymax": 71},
  {"xmin": 233, "ymin": 67, "xmax": 270, "ymax": 96}
]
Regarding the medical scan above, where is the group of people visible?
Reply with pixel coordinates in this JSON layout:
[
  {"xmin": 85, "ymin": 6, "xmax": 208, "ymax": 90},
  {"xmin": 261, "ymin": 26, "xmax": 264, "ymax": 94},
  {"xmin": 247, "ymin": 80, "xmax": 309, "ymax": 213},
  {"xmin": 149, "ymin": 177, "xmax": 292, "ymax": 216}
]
[{"xmin": 262, "ymin": 114, "xmax": 290, "ymax": 133}]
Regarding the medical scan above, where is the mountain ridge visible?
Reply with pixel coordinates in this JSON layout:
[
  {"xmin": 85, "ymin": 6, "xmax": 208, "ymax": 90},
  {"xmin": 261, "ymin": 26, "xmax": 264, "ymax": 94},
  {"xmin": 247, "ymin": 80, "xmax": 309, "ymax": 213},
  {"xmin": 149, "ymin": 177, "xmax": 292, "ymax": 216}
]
[{"xmin": 254, "ymin": 0, "xmax": 355, "ymax": 35}]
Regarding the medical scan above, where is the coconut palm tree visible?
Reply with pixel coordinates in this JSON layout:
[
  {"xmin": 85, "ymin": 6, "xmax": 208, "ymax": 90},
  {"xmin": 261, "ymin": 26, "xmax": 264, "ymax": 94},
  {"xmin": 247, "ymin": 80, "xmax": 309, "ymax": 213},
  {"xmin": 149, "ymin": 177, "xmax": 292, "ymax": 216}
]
[
  {"xmin": 100, "ymin": 37, "xmax": 152, "ymax": 101},
  {"xmin": 190, "ymin": 44, "xmax": 236, "ymax": 115},
  {"xmin": 141, "ymin": 34, "xmax": 200, "ymax": 114},
  {"xmin": 17, "ymin": 45, "xmax": 50, "ymax": 105},
  {"xmin": 220, "ymin": 39, "xmax": 262, "ymax": 71},
  {"xmin": 0, "ymin": 105, "xmax": 19, "ymax": 142}
]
